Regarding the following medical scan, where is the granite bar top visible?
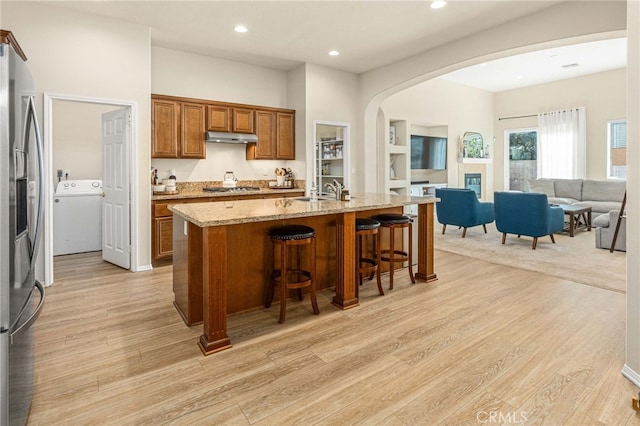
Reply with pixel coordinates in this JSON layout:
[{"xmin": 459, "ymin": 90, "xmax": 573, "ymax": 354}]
[{"xmin": 169, "ymin": 193, "xmax": 437, "ymax": 227}]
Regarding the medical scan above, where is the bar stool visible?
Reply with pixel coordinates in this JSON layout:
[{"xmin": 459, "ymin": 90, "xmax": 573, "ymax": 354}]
[
  {"xmin": 355, "ymin": 218, "xmax": 384, "ymax": 297},
  {"xmin": 372, "ymin": 213, "xmax": 415, "ymax": 290},
  {"xmin": 265, "ymin": 224, "xmax": 319, "ymax": 324}
]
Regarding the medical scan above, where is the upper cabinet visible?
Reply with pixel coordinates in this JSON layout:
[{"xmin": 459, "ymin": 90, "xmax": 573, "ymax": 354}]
[
  {"xmin": 152, "ymin": 94, "xmax": 295, "ymax": 160},
  {"xmin": 206, "ymin": 105, "xmax": 231, "ymax": 132},
  {"xmin": 232, "ymin": 108, "xmax": 254, "ymax": 134},
  {"xmin": 151, "ymin": 98, "xmax": 180, "ymax": 158},
  {"xmin": 246, "ymin": 109, "xmax": 295, "ymax": 160},
  {"xmin": 152, "ymin": 96, "xmax": 206, "ymax": 159},
  {"xmin": 207, "ymin": 105, "xmax": 254, "ymax": 134},
  {"xmin": 276, "ymin": 112, "xmax": 295, "ymax": 160}
]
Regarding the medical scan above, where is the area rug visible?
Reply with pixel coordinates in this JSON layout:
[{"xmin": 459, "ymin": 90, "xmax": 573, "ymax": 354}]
[{"xmin": 433, "ymin": 222, "xmax": 626, "ymax": 294}]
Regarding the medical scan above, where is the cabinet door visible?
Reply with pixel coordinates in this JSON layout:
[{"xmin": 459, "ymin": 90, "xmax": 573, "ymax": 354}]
[
  {"xmin": 233, "ymin": 108, "xmax": 255, "ymax": 133},
  {"xmin": 276, "ymin": 112, "xmax": 295, "ymax": 159},
  {"xmin": 154, "ymin": 217, "xmax": 173, "ymax": 260},
  {"xmin": 251, "ymin": 110, "xmax": 276, "ymax": 159},
  {"xmin": 151, "ymin": 99, "xmax": 179, "ymax": 158},
  {"xmin": 207, "ymin": 105, "xmax": 231, "ymax": 132},
  {"xmin": 180, "ymin": 103, "xmax": 206, "ymax": 159}
]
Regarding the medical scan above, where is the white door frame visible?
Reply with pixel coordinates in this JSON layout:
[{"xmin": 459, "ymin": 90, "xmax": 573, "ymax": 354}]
[{"xmin": 43, "ymin": 93, "xmax": 138, "ymax": 286}]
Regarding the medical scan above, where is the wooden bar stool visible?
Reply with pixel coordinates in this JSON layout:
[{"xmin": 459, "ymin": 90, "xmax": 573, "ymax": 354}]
[
  {"xmin": 265, "ymin": 224, "xmax": 319, "ymax": 324},
  {"xmin": 372, "ymin": 213, "xmax": 415, "ymax": 290},
  {"xmin": 355, "ymin": 218, "xmax": 384, "ymax": 297}
]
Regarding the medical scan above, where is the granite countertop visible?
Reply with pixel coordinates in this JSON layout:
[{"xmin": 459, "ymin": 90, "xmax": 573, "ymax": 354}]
[
  {"xmin": 169, "ymin": 193, "xmax": 437, "ymax": 227},
  {"xmin": 151, "ymin": 179, "xmax": 304, "ymax": 201},
  {"xmin": 152, "ymin": 187, "xmax": 303, "ymax": 201}
]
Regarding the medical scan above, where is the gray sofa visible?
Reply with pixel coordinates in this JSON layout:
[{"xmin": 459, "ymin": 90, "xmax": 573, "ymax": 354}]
[
  {"xmin": 524, "ymin": 178, "xmax": 625, "ymax": 215},
  {"xmin": 593, "ymin": 210, "xmax": 626, "ymax": 251}
]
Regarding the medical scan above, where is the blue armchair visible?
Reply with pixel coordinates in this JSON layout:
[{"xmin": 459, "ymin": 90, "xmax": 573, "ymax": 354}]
[
  {"xmin": 494, "ymin": 191, "xmax": 564, "ymax": 249},
  {"xmin": 435, "ymin": 188, "xmax": 495, "ymax": 238}
]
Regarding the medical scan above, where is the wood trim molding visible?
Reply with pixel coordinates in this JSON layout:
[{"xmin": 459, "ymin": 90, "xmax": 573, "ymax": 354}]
[
  {"xmin": 151, "ymin": 93, "xmax": 295, "ymax": 115},
  {"xmin": 0, "ymin": 30, "xmax": 28, "ymax": 61}
]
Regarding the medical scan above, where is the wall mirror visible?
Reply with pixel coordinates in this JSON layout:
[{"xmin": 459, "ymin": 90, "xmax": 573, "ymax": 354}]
[{"xmin": 461, "ymin": 132, "xmax": 485, "ymax": 158}]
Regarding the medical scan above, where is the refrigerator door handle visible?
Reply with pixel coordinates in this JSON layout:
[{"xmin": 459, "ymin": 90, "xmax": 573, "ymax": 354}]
[
  {"xmin": 10, "ymin": 280, "xmax": 45, "ymax": 344},
  {"xmin": 24, "ymin": 95, "xmax": 44, "ymax": 266}
]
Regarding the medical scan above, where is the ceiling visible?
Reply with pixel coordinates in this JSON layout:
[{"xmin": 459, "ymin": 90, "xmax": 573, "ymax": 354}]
[{"xmin": 48, "ymin": 0, "xmax": 626, "ymax": 92}]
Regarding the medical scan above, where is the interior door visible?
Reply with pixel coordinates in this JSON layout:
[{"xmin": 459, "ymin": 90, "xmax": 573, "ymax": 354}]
[{"xmin": 102, "ymin": 108, "xmax": 130, "ymax": 269}]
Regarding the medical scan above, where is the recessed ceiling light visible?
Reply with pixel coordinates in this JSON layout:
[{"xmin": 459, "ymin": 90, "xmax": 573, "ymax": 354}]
[
  {"xmin": 430, "ymin": 0, "xmax": 447, "ymax": 9},
  {"xmin": 480, "ymin": 63, "xmax": 488, "ymax": 67},
  {"xmin": 234, "ymin": 25, "xmax": 248, "ymax": 33},
  {"xmin": 328, "ymin": 50, "xmax": 340, "ymax": 56}
]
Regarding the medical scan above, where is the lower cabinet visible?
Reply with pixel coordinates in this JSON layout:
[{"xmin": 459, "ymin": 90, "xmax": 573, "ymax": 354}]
[{"xmin": 152, "ymin": 191, "xmax": 304, "ymax": 265}]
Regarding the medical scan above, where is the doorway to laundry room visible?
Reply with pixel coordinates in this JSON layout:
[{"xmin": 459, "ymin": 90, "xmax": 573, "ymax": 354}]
[{"xmin": 45, "ymin": 96, "xmax": 134, "ymax": 286}]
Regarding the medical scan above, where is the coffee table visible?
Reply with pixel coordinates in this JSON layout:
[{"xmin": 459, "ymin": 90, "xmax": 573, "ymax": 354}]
[{"xmin": 557, "ymin": 204, "xmax": 592, "ymax": 237}]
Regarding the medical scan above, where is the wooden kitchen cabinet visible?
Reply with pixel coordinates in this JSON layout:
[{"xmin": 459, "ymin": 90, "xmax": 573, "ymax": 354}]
[
  {"xmin": 151, "ymin": 98, "xmax": 179, "ymax": 158},
  {"xmin": 232, "ymin": 107, "xmax": 254, "ymax": 133},
  {"xmin": 152, "ymin": 190, "xmax": 304, "ymax": 265},
  {"xmin": 246, "ymin": 109, "xmax": 295, "ymax": 160},
  {"xmin": 206, "ymin": 105, "xmax": 231, "ymax": 132},
  {"xmin": 207, "ymin": 105, "xmax": 254, "ymax": 134},
  {"xmin": 153, "ymin": 94, "xmax": 295, "ymax": 160},
  {"xmin": 276, "ymin": 111, "xmax": 295, "ymax": 159},
  {"xmin": 180, "ymin": 102, "xmax": 206, "ymax": 158},
  {"xmin": 247, "ymin": 110, "xmax": 276, "ymax": 159},
  {"xmin": 151, "ymin": 96, "xmax": 206, "ymax": 159}
]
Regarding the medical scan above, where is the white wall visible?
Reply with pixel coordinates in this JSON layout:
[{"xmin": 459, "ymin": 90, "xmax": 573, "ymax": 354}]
[
  {"xmin": 494, "ymin": 68, "xmax": 626, "ymax": 189},
  {"xmin": 52, "ymin": 100, "xmax": 120, "ymax": 183},
  {"xmin": 358, "ymin": 1, "xmax": 627, "ymax": 193},
  {"xmin": 3, "ymin": 1, "xmax": 152, "ymax": 270},
  {"xmin": 150, "ymin": 46, "xmax": 293, "ymax": 182},
  {"xmin": 381, "ymin": 78, "xmax": 495, "ymax": 192},
  {"xmin": 303, "ymin": 64, "xmax": 359, "ymax": 191},
  {"xmin": 625, "ymin": 0, "xmax": 640, "ymax": 386}
]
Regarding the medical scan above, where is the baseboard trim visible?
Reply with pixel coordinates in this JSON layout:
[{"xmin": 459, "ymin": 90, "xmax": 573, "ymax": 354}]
[
  {"xmin": 134, "ymin": 264, "xmax": 153, "ymax": 272},
  {"xmin": 622, "ymin": 364, "xmax": 640, "ymax": 387}
]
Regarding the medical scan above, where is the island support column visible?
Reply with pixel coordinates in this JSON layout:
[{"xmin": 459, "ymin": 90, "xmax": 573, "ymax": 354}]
[
  {"xmin": 332, "ymin": 211, "xmax": 359, "ymax": 309},
  {"xmin": 198, "ymin": 225, "xmax": 232, "ymax": 355},
  {"xmin": 415, "ymin": 202, "xmax": 437, "ymax": 282}
]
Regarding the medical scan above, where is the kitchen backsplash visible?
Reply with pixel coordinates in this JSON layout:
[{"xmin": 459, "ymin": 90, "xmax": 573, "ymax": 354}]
[{"xmin": 174, "ymin": 179, "xmax": 306, "ymax": 191}]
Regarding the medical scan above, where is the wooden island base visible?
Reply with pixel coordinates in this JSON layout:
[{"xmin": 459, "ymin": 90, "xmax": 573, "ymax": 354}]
[{"xmin": 171, "ymin": 195, "xmax": 437, "ymax": 355}]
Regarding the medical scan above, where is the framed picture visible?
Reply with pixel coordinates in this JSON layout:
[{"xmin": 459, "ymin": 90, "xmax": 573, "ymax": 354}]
[{"xmin": 389, "ymin": 126, "xmax": 396, "ymax": 145}]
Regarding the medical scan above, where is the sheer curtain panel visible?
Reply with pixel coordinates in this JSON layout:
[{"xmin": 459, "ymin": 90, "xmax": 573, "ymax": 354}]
[{"xmin": 537, "ymin": 107, "xmax": 586, "ymax": 179}]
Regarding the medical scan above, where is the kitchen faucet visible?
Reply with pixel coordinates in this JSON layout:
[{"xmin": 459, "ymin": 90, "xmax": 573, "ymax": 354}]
[{"xmin": 324, "ymin": 179, "xmax": 342, "ymax": 200}]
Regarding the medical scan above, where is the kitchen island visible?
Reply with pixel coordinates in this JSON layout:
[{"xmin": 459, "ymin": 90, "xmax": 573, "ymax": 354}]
[{"xmin": 169, "ymin": 193, "xmax": 437, "ymax": 355}]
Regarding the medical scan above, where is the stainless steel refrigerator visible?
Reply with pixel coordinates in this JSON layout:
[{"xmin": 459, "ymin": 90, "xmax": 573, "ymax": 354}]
[{"xmin": 0, "ymin": 30, "xmax": 46, "ymax": 426}]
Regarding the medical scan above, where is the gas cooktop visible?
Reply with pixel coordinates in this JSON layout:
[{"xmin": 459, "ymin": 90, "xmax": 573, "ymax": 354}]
[{"xmin": 202, "ymin": 186, "xmax": 261, "ymax": 193}]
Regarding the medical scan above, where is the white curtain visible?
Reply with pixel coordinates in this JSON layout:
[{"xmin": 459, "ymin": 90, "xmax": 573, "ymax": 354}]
[{"xmin": 537, "ymin": 107, "xmax": 586, "ymax": 179}]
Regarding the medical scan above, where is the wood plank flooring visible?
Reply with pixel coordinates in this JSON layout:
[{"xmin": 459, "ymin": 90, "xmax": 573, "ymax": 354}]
[{"xmin": 27, "ymin": 250, "xmax": 639, "ymax": 425}]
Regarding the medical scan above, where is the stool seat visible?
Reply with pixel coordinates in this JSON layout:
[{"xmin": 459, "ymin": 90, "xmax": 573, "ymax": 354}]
[
  {"xmin": 266, "ymin": 224, "xmax": 319, "ymax": 324},
  {"xmin": 355, "ymin": 218, "xmax": 383, "ymax": 297},
  {"xmin": 373, "ymin": 213, "xmax": 412, "ymax": 225},
  {"xmin": 269, "ymin": 224, "xmax": 315, "ymax": 240},
  {"xmin": 356, "ymin": 218, "xmax": 381, "ymax": 231},
  {"xmin": 373, "ymin": 213, "xmax": 415, "ymax": 290}
]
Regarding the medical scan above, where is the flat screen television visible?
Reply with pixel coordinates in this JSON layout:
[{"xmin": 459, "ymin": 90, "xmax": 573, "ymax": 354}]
[{"xmin": 411, "ymin": 135, "xmax": 447, "ymax": 170}]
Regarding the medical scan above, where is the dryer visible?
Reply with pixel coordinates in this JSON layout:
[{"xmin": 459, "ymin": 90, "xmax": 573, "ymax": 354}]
[{"xmin": 53, "ymin": 179, "xmax": 102, "ymax": 255}]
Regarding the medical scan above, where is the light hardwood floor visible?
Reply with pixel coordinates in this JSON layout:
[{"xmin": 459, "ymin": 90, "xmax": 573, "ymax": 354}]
[{"xmin": 27, "ymin": 250, "xmax": 639, "ymax": 425}]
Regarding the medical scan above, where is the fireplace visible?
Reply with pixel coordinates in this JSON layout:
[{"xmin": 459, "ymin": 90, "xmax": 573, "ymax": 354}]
[{"xmin": 465, "ymin": 173, "xmax": 481, "ymax": 198}]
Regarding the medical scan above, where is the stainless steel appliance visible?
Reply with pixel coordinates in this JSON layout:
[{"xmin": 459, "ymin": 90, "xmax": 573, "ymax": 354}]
[
  {"xmin": 1, "ymin": 30, "xmax": 46, "ymax": 426},
  {"xmin": 202, "ymin": 186, "xmax": 260, "ymax": 193}
]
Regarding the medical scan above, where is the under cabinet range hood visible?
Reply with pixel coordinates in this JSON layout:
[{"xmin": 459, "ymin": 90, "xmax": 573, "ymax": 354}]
[{"xmin": 205, "ymin": 131, "xmax": 258, "ymax": 144}]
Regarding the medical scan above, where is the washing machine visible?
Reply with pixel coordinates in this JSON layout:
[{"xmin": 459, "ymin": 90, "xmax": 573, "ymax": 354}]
[{"xmin": 53, "ymin": 179, "xmax": 103, "ymax": 255}]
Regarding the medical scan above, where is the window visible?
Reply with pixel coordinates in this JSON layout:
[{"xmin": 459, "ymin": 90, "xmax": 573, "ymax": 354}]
[
  {"xmin": 607, "ymin": 120, "xmax": 626, "ymax": 179},
  {"xmin": 506, "ymin": 129, "xmax": 538, "ymax": 191}
]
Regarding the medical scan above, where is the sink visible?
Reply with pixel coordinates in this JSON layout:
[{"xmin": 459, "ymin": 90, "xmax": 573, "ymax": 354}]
[{"xmin": 294, "ymin": 196, "xmax": 335, "ymax": 202}]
